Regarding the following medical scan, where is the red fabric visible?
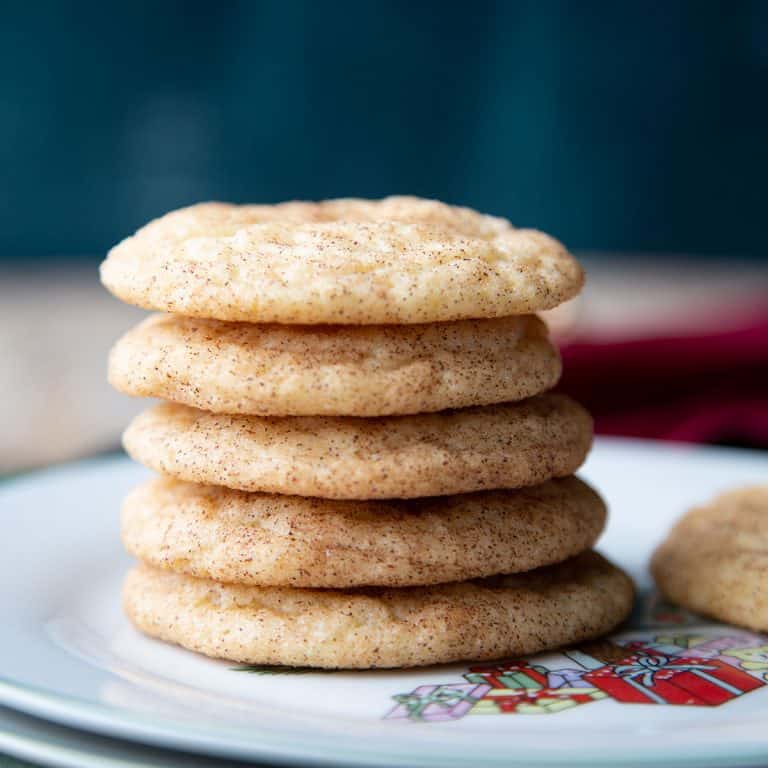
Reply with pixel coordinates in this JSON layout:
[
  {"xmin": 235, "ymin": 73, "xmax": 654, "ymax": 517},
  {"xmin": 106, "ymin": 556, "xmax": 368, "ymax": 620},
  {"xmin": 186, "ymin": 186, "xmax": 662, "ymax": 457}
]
[{"xmin": 558, "ymin": 311, "xmax": 768, "ymax": 447}]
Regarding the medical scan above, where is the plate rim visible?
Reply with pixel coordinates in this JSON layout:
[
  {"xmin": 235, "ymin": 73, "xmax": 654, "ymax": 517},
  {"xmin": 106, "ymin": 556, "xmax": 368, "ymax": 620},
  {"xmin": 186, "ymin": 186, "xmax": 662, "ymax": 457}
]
[
  {"xmin": 4, "ymin": 674, "xmax": 768, "ymax": 768},
  {"xmin": 0, "ymin": 704, "xmax": 207, "ymax": 768}
]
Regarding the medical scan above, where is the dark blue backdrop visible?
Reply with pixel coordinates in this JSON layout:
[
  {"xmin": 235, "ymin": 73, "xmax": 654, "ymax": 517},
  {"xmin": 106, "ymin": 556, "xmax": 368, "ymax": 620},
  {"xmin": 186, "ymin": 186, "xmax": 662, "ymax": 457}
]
[{"xmin": 1, "ymin": 0, "xmax": 766, "ymax": 259}]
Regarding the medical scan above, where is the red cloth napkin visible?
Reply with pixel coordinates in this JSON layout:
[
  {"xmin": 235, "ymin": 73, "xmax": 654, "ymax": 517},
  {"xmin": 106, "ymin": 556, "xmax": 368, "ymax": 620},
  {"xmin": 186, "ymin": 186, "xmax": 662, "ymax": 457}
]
[{"xmin": 557, "ymin": 311, "xmax": 768, "ymax": 448}]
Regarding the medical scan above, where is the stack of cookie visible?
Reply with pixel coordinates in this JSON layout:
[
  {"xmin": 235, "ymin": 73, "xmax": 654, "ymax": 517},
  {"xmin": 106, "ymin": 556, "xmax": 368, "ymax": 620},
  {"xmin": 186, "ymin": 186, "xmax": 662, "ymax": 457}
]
[{"xmin": 101, "ymin": 196, "xmax": 633, "ymax": 669}]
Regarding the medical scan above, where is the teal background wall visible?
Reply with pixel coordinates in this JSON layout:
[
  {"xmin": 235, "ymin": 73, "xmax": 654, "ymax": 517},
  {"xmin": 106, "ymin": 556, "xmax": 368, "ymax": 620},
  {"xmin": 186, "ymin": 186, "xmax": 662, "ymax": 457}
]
[{"xmin": 1, "ymin": 0, "xmax": 766, "ymax": 259}]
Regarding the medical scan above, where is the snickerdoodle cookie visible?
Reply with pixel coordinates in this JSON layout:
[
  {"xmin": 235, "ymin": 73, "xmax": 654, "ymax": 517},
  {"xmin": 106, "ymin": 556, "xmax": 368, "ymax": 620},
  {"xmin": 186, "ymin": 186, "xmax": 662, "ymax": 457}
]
[
  {"xmin": 100, "ymin": 197, "xmax": 583, "ymax": 324},
  {"xmin": 109, "ymin": 312, "xmax": 561, "ymax": 417},
  {"xmin": 121, "ymin": 475, "xmax": 606, "ymax": 588},
  {"xmin": 652, "ymin": 485, "xmax": 768, "ymax": 630},
  {"xmin": 123, "ymin": 394, "xmax": 591, "ymax": 499},
  {"xmin": 123, "ymin": 550, "xmax": 633, "ymax": 668}
]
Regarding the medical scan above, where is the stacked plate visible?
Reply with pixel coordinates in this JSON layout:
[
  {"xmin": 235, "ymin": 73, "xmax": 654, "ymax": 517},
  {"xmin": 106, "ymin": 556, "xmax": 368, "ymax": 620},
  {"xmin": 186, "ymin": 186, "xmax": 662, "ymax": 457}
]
[{"xmin": 2, "ymin": 437, "xmax": 768, "ymax": 765}]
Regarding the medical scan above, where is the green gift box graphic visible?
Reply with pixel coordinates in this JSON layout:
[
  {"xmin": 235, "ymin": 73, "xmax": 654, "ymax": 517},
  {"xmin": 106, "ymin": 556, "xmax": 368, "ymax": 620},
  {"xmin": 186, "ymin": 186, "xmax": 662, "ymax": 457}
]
[{"xmin": 465, "ymin": 661, "xmax": 549, "ymax": 690}]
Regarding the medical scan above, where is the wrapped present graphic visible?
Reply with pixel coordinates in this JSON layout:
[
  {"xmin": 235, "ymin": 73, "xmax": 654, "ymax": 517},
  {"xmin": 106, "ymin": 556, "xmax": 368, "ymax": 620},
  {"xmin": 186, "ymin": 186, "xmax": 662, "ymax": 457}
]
[
  {"xmin": 686, "ymin": 635, "xmax": 765, "ymax": 659},
  {"xmin": 721, "ymin": 644, "xmax": 768, "ymax": 674},
  {"xmin": 625, "ymin": 633, "xmax": 768, "ymax": 668},
  {"xmin": 623, "ymin": 639, "xmax": 695, "ymax": 658},
  {"xmin": 386, "ymin": 683, "xmax": 490, "ymax": 721},
  {"xmin": 474, "ymin": 686, "xmax": 606, "ymax": 715},
  {"xmin": 542, "ymin": 644, "xmax": 633, "ymax": 688},
  {"xmin": 547, "ymin": 667, "xmax": 598, "ymax": 689},
  {"xmin": 584, "ymin": 651, "xmax": 764, "ymax": 705},
  {"xmin": 465, "ymin": 661, "xmax": 548, "ymax": 690},
  {"xmin": 653, "ymin": 634, "xmax": 711, "ymax": 651}
]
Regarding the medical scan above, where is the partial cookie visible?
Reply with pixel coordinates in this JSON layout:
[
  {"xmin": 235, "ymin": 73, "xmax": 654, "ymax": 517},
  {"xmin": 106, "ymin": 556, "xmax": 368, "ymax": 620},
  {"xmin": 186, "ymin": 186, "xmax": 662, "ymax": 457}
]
[
  {"xmin": 109, "ymin": 313, "xmax": 560, "ymax": 417},
  {"xmin": 124, "ymin": 394, "xmax": 592, "ymax": 499},
  {"xmin": 121, "ymin": 475, "xmax": 606, "ymax": 588},
  {"xmin": 100, "ymin": 197, "xmax": 583, "ymax": 324},
  {"xmin": 651, "ymin": 485, "xmax": 768, "ymax": 630},
  {"xmin": 123, "ymin": 550, "xmax": 633, "ymax": 668}
]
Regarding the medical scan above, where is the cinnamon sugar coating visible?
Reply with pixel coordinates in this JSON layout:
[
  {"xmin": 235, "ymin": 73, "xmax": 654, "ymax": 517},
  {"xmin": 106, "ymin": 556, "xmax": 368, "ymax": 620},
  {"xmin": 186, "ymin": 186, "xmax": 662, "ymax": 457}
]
[
  {"xmin": 652, "ymin": 485, "xmax": 768, "ymax": 630},
  {"xmin": 100, "ymin": 197, "xmax": 583, "ymax": 324},
  {"xmin": 121, "ymin": 475, "xmax": 606, "ymax": 588},
  {"xmin": 123, "ymin": 394, "xmax": 592, "ymax": 499},
  {"xmin": 109, "ymin": 313, "xmax": 561, "ymax": 416},
  {"xmin": 124, "ymin": 550, "xmax": 633, "ymax": 668}
]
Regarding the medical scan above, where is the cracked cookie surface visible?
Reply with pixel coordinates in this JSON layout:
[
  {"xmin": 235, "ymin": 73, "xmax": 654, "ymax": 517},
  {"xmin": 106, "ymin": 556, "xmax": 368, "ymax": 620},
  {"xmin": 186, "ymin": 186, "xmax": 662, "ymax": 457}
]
[{"xmin": 100, "ymin": 197, "xmax": 583, "ymax": 324}]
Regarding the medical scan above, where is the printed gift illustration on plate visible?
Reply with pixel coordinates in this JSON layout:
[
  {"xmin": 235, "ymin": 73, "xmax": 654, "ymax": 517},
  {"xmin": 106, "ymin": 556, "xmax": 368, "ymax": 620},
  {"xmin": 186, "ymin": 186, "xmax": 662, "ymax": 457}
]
[
  {"xmin": 386, "ymin": 617, "xmax": 768, "ymax": 721},
  {"xmin": 583, "ymin": 647, "xmax": 763, "ymax": 705}
]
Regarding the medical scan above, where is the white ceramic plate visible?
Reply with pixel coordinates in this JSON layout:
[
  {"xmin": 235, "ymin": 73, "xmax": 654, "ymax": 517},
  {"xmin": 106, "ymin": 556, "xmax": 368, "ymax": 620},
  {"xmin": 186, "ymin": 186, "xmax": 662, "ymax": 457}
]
[
  {"xmin": 0, "ymin": 706, "xmax": 251, "ymax": 768},
  {"xmin": 1, "ymin": 438, "xmax": 768, "ymax": 767}
]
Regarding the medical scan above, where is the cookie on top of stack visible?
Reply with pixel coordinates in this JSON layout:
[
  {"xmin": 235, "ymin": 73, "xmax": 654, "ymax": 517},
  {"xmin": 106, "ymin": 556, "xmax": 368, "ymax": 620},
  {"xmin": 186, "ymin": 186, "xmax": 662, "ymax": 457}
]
[{"xmin": 101, "ymin": 196, "xmax": 633, "ymax": 669}]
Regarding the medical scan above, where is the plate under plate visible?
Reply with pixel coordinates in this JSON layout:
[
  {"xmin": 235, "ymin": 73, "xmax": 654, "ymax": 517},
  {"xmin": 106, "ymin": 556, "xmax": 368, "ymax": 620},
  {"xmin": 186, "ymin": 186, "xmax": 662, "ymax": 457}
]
[{"xmin": 1, "ymin": 438, "xmax": 768, "ymax": 767}]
